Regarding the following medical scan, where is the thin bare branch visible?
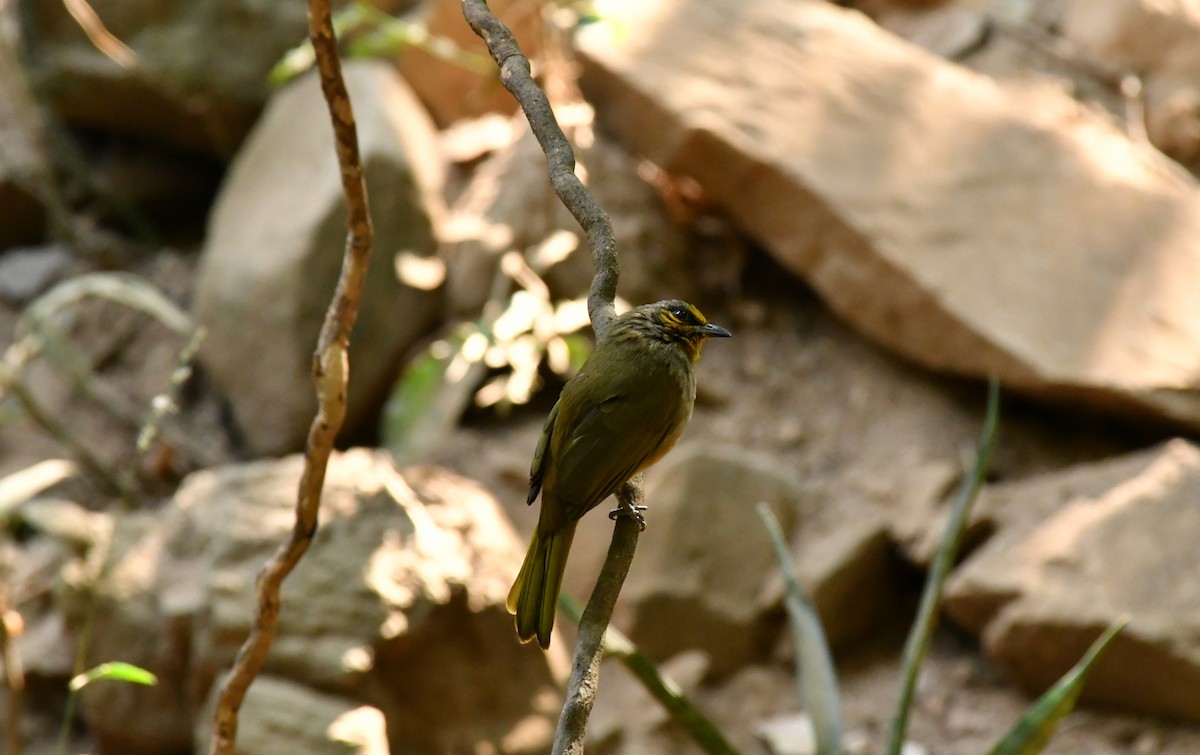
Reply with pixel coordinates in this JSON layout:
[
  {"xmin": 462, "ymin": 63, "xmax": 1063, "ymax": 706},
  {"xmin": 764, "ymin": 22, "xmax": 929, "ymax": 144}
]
[
  {"xmin": 461, "ymin": 0, "xmax": 618, "ymax": 337},
  {"xmin": 460, "ymin": 2, "xmax": 631, "ymax": 750},
  {"xmin": 206, "ymin": 0, "xmax": 373, "ymax": 750},
  {"xmin": 554, "ymin": 482, "xmax": 642, "ymax": 755},
  {"xmin": 60, "ymin": 0, "xmax": 135, "ymax": 68}
]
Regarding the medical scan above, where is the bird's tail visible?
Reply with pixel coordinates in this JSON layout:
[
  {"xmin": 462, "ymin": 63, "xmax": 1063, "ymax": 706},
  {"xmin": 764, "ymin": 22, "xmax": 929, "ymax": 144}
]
[{"xmin": 507, "ymin": 522, "xmax": 577, "ymax": 649}]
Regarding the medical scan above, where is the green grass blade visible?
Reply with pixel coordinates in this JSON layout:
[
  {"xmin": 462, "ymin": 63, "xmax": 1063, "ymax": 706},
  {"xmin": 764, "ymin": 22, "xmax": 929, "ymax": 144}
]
[
  {"xmin": 887, "ymin": 378, "xmax": 1001, "ymax": 755},
  {"xmin": 69, "ymin": 661, "xmax": 158, "ymax": 692},
  {"xmin": 987, "ymin": 616, "xmax": 1129, "ymax": 755},
  {"xmin": 60, "ymin": 662, "xmax": 159, "ymax": 755},
  {"xmin": 558, "ymin": 595, "xmax": 739, "ymax": 755},
  {"xmin": 757, "ymin": 503, "xmax": 843, "ymax": 755}
]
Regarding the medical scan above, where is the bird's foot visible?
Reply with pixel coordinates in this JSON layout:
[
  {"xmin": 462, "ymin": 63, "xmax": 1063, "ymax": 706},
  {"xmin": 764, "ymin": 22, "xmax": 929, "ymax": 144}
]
[{"xmin": 609, "ymin": 503, "xmax": 648, "ymax": 532}]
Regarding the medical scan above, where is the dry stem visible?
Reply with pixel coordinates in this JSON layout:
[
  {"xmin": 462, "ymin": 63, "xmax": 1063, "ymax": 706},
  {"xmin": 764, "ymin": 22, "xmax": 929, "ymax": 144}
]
[{"xmin": 205, "ymin": 0, "xmax": 373, "ymax": 750}]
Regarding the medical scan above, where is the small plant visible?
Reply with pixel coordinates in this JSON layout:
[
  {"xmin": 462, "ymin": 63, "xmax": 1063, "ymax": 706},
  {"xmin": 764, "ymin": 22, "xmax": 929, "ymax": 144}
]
[{"xmin": 58, "ymin": 662, "xmax": 157, "ymax": 755}]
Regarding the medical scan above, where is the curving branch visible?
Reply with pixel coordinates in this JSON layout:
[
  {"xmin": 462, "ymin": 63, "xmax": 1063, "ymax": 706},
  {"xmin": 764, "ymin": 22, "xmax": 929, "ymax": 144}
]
[
  {"xmin": 460, "ymin": 2, "xmax": 635, "ymax": 752},
  {"xmin": 460, "ymin": 0, "xmax": 618, "ymax": 337},
  {"xmin": 206, "ymin": 0, "xmax": 374, "ymax": 752}
]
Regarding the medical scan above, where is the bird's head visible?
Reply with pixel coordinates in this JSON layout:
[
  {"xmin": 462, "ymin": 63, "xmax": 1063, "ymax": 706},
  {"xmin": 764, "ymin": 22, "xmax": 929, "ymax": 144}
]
[{"xmin": 642, "ymin": 299, "xmax": 732, "ymax": 362}]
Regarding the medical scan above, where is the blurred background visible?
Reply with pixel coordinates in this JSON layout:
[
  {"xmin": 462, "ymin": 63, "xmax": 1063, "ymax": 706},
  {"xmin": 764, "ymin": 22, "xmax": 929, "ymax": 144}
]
[{"xmin": 1, "ymin": 0, "xmax": 1200, "ymax": 752}]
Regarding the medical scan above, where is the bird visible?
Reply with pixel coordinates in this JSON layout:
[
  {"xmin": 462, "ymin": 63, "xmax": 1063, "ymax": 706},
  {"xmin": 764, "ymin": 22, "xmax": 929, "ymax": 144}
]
[{"xmin": 507, "ymin": 299, "xmax": 731, "ymax": 648}]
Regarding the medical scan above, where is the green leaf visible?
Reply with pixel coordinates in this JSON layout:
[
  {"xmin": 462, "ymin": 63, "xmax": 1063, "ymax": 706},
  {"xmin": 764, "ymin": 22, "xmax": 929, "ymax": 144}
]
[
  {"xmin": 987, "ymin": 616, "xmax": 1129, "ymax": 755},
  {"xmin": 757, "ymin": 504, "xmax": 843, "ymax": 755},
  {"xmin": 70, "ymin": 662, "xmax": 158, "ymax": 692},
  {"xmin": 888, "ymin": 378, "xmax": 1001, "ymax": 755}
]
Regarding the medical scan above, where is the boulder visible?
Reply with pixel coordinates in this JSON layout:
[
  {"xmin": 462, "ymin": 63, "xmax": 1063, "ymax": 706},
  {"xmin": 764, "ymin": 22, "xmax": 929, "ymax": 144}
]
[
  {"xmin": 1061, "ymin": 0, "xmax": 1200, "ymax": 171},
  {"xmin": 443, "ymin": 116, "xmax": 698, "ymax": 316},
  {"xmin": 194, "ymin": 61, "xmax": 444, "ymax": 457},
  {"xmin": 195, "ymin": 676, "xmax": 389, "ymax": 755},
  {"xmin": 171, "ymin": 452, "xmax": 562, "ymax": 754},
  {"xmin": 66, "ymin": 450, "xmax": 560, "ymax": 754},
  {"xmin": 575, "ymin": 0, "xmax": 1200, "ymax": 430},
  {"xmin": 25, "ymin": 0, "xmax": 308, "ymax": 158},
  {"xmin": 944, "ymin": 440, "xmax": 1200, "ymax": 720},
  {"xmin": 65, "ymin": 511, "xmax": 195, "ymax": 754},
  {"xmin": 905, "ymin": 441, "xmax": 1170, "ymax": 568},
  {"xmin": 621, "ymin": 445, "xmax": 809, "ymax": 676},
  {"xmin": 619, "ymin": 443, "xmax": 895, "ymax": 674}
]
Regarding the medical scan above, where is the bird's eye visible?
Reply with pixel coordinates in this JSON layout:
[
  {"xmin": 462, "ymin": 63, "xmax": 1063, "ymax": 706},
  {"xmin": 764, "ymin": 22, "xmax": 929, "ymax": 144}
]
[{"xmin": 672, "ymin": 308, "xmax": 686, "ymax": 318}]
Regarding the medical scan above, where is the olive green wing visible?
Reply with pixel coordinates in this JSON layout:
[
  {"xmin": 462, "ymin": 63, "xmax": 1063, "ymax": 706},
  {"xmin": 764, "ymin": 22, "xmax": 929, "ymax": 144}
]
[
  {"xmin": 527, "ymin": 400, "xmax": 560, "ymax": 505},
  {"xmin": 550, "ymin": 383, "xmax": 680, "ymax": 522}
]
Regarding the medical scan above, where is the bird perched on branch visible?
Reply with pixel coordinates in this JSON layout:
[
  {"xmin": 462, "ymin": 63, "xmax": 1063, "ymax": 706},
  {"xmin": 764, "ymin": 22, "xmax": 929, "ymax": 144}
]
[{"xmin": 508, "ymin": 299, "xmax": 731, "ymax": 648}]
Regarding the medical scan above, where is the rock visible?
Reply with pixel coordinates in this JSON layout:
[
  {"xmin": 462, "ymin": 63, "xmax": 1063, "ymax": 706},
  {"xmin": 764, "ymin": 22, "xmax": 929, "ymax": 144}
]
[
  {"xmin": 443, "ymin": 114, "xmax": 697, "ymax": 316},
  {"xmin": 0, "ymin": 245, "xmax": 73, "ymax": 305},
  {"xmin": 171, "ymin": 451, "xmax": 561, "ymax": 753},
  {"xmin": 871, "ymin": 2, "xmax": 991, "ymax": 61},
  {"xmin": 396, "ymin": 0, "xmax": 539, "ymax": 126},
  {"xmin": 621, "ymin": 444, "xmax": 809, "ymax": 676},
  {"xmin": 618, "ymin": 445, "xmax": 902, "ymax": 666},
  {"xmin": 944, "ymin": 440, "xmax": 1200, "ymax": 720},
  {"xmin": 906, "ymin": 441, "xmax": 1169, "ymax": 568},
  {"xmin": 782, "ymin": 511, "xmax": 897, "ymax": 653},
  {"xmin": 1060, "ymin": 0, "xmax": 1200, "ymax": 170},
  {"xmin": 195, "ymin": 61, "xmax": 444, "ymax": 457},
  {"xmin": 67, "ymin": 450, "xmax": 560, "ymax": 753},
  {"xmin": 195, "ymin": 676, "xmax": 389, "ymax": 755},
  {"xmin": 575, "ymin": 0, "xmax": 1200, "ymax": 430},
  {"xmin": 25, "ymin": 0, "xmax": 308, "ymax": 158},
  {"xmin": 65, "ymin": 511, "xmax": 195, "ymax": 755}
]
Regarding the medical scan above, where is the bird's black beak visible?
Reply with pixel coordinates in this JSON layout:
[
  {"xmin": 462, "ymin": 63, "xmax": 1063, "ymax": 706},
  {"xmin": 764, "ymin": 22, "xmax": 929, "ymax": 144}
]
[{"xmin": 700, "ymin": 322, "xmax": 732, "ymax": 338}]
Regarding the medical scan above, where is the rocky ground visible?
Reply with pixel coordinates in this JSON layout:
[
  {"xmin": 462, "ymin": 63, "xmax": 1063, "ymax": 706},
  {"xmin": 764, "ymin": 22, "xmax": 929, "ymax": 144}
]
[{"xmin": 2, "ymin": 0, "xmax": 1200, "ymax": 753}]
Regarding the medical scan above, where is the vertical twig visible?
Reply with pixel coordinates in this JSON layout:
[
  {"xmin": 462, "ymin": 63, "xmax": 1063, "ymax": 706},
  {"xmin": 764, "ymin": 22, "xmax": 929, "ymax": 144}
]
[
  {"xmin": 460, "ymin": 3, "xmax": 630, "ymax": 751},
  {"xmin": 205, "ymin": 0, "xmax": 373, "ymax": 751}
]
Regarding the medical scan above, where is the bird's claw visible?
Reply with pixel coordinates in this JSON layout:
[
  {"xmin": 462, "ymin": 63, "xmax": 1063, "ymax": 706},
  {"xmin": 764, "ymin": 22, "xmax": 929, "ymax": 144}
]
[{"xmin": 609, "ymin": 503, "xmax": 648, "ymax": 531}]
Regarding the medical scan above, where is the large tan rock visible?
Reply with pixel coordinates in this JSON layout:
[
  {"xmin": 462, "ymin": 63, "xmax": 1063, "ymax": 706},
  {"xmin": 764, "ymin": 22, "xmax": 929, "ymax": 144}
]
[
  {"xmin": 904, "ymin": 441, "xmax": 1170, "ymax": 568},
  {"xmin": 621, "ymin": 444, "xmax": 896, "ymax": 675},
  {"xmin": 69, "ymin": 450, "xmax": 561, "ymax": 754},
  {"xmin": 65, "ymin": 511, "xmax": 195, "ymax": 754},
  {"xmin": 621, "ymin": 445, "xmax": 809, "ymax": 676},
  {"xmin": 195, "ymin": 676, "xmax": 389, "ymax": 755},
  {"xmin": 194, "ymin": 61, "xmax": 443, "ymax": 457},
  {"xmin": 575, "ymin": 0, "xmax": 1200, "ymax": 429},
  {"xmin": 944, "ymin": 440, "xmax": 1200, "ymax": 720},
  {"xmin": 1061, "ymin": 0, "xmax": 1200, "ymax": 171}
]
